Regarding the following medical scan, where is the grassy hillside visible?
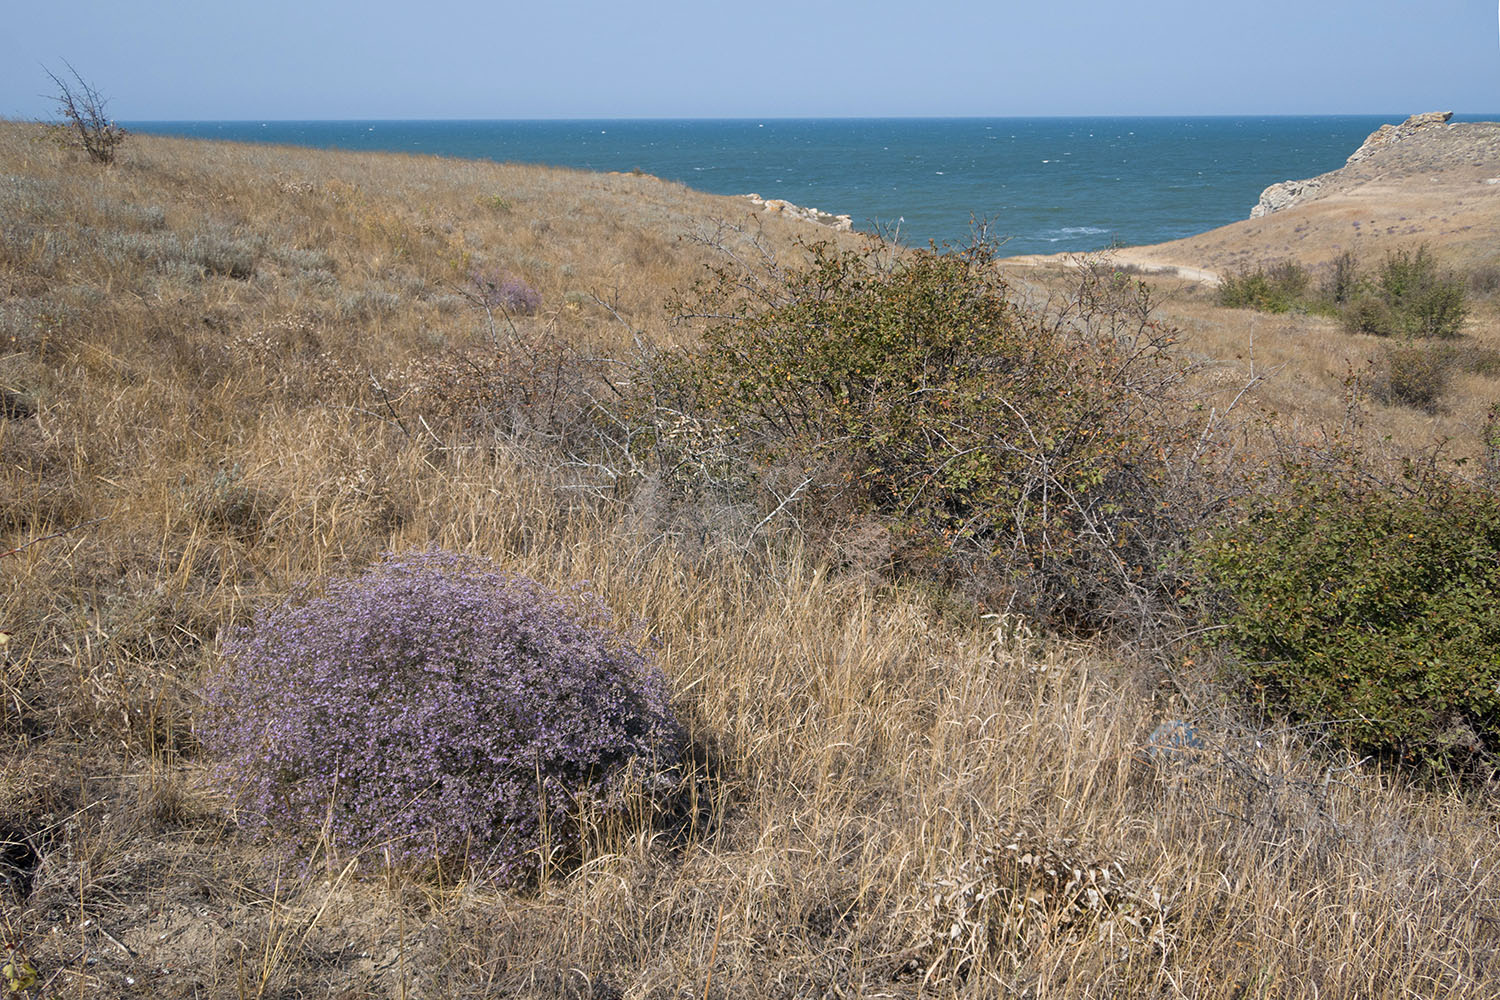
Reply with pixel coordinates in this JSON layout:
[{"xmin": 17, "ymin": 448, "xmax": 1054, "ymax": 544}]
[
  {"xmin": 2, "ymin": 124, "xmax": 1498, "ymax": 998},
  {"xmin": 1002, "ymin": 120, "xmax": 1500, "ymax": 456},
  {"xmin": 1005, "ymin": 256, "xmax": 1500, "ymax": 468}
]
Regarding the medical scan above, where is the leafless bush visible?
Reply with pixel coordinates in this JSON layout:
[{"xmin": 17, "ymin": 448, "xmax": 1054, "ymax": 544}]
[
  {"xmin": 42, "ymin": 62, "xmax": 127, "ymax": 165},
  {"xmin": 410, "ymin": 324, "xmax": 607, "ymax": 457}
]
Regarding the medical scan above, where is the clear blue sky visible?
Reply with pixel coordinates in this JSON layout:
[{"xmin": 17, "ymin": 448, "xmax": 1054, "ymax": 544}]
[{"xmin": 2, "ymin": 1, "xmax": 1496, "ymax": 119}]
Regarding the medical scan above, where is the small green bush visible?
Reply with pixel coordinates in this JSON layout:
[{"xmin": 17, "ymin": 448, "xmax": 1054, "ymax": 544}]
[
  {"xmin": 1344, "ymin": 246, "xmax": 1467, "ymax": 339},
  {"xmin": 1196, "ymin": 461, "xmax": 1500, "ymax": 769},
  {"xmin": 1217, "ymin": 261, "xmax": 1311, "ymax": 313},
  {"xmin": 1341, "ymin": 293, "xmax": 1399, "ymax": 337},
  {"xmin": 1380, "ymin": 246, "xmax": 1467, "ymax": 338},
  {"xmin": 1218, "ymin": 249, "xmax": 1470, "ymax": 341}
]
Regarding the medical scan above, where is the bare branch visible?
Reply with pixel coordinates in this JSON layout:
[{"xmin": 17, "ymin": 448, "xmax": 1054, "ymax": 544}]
[{"xmin": 41, "ymin": 61, "xmax": 127, "ymax": 164}]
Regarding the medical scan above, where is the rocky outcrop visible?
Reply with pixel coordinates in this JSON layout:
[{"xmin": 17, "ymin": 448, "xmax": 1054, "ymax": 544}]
[
  {"xmin": 1346, "ymin": 110, "xmax": 1453, "ymax": 165},
  {"xmin": 1250, "ymin": 111, "xmax": 1455, "ymax": 218},
  {"xmin": 743, "ymin": 193, "xmax": 853, "ymax": 231},
  {"xmin": 1250, "ymin": 176, "xmax": 1325, "ymax": 219}
]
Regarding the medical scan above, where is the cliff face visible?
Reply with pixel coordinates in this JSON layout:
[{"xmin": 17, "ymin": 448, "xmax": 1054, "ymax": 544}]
[
  {"xmin": 1083, "ymin": 113, "xmax": 1500, "ymax": 278},
  {"xmin": 1249, "ymin": 175, "xmax": 1328, "ymax": 219},
  {"xmin": 1249, "ymin": 112, "xmax": 1457, "ymax": 219}
]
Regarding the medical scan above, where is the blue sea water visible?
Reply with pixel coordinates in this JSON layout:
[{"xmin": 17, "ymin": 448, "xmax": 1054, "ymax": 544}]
[{"xmin": 127, "ymin": 117, "xmax": 1495, "ymax": 255}]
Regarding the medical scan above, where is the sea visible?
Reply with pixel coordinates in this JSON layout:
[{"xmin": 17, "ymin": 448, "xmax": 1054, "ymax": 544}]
[{"xmin": 127, "ymin": 116, "xmax": 1496, "ymax": 255}]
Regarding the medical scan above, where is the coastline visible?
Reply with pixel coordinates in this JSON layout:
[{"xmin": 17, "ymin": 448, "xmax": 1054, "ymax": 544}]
[
  {"xmin": 999, "ymin": 113, "xmax": 1500, "ymax": 280},
  {"xmin": 123, "ymin": 116, "xmax": 1420, "ymax": 254},
  {"xmin": 5, "ymin": 112, "xmax": 1500, "ymax": 1000}
]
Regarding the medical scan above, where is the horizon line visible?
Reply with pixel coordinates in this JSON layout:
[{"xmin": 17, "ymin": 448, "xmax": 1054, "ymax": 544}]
[{"xmin": 109, "ymin": 111, "xmax": 1500, "ymax": 125}]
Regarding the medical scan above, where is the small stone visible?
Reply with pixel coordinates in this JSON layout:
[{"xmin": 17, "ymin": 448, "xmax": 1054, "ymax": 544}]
[{"xmin": 1144, "ymin": 719, "xmax": 1205, "ymax": 762}]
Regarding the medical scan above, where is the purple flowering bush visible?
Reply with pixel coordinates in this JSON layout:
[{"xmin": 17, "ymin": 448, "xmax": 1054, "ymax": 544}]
[
  {"xmin": 470, "ymin": 267, "xmax": 541, "ymax": 316},
  {"xmin": 200, "ymin": 550, "xmax": 680, "ymax": 883}
]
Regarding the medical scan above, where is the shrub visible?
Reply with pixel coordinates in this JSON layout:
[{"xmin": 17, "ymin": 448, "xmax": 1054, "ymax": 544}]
[
  {"xmin": 1344, "ymin": 246, "xmax": 1467, "ymax": 339},
  {"xmin": 1483, "ymin": 404, "xmax": 1500, "ymax": 492},
  {"xmin": 188, "ymin": 227, "xmax": 262, "ymax": 279},
  {"xmin": 1217, "ymin": 261, "xmax": 1311, "ymax": 313},
  {"xmin": 1468, "ymin": 262, "xmax": 1500, "ymax": 299},
  {"xmin": 337, "ymin": 287, "xmax": 402, "ymax": 321},
  {"xmin": 1380, "ymin": 343, "xmax": 1450, "ymax": 413},
  {"xmin": 1341, "ymin": 292, "xmax": 1399, "ymax": 337},
  {"xmin": 200, "ymin": 550, "xmax": 681, "ymax": 883},
  {"xmin": 1320, "ymin": 250, "xmax": 1362, "ymax": 306},
  {"xmin": 664, "ymin": 240, "xmax": 1212, "ymax": 631},
  {"xmin": 42, "ymin": 62, "xmax": 127, "ymax": 165},
  {"xmin": 412, "ymin": 328, "xmax": 605, "ymax": 450},
  {"xmin": 471, "ymin": 267, "xmax": 541, "ymax": 316},
  {"xmin": 1461, "ymin": 346, "xmax": 1500, "ymax": 378},
  {"xmin": 1196, "ymin": 459, "xmax": 1500, "ymax": 770},
  {"xmin": 1379, "ymin": 246, "xmax": 1467, "ymax": 339}
]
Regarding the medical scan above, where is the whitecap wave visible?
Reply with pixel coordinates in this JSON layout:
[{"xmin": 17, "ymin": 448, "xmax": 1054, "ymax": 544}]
[{"xmin": 1036, "ymin": 226, "xmax": 1111, "ymax": 243}]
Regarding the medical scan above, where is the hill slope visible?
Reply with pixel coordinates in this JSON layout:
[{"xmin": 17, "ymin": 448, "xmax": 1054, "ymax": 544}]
[
  {"xmin": 1001, "ymin": 114, "xmax": 1500, "ymax": 460},
  {"xmin": 2, "ymin": 124, "xmax": 1498, "ymax": 999},
  {"xmin": 1115, "ymin": 113, "xmax": 1500, "ymax": 278}
]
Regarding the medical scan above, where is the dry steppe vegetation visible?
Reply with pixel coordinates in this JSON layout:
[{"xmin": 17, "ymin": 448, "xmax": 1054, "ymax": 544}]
[
  {"xmin": 1003, "ymin": 119, "xmax": 1500, "ymax": 455},
  {"xmin": 2, "ymin": 123, "xmax": 1499, "ymax": 998}
]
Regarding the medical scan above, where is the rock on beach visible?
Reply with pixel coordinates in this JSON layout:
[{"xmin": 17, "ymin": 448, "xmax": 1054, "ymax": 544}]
[{"xmin": 742, "ymin": 192, "xmax": 853, "ymax": 231}]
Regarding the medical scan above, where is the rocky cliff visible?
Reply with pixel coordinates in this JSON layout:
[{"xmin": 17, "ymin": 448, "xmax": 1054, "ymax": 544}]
[
  {"xmin": 742, "ymin": 193, "xmax": 854, "ymax": 231},
  {"xmin": 1249, "ymin": 111, "xmax": 1456, "ymax": 219}
]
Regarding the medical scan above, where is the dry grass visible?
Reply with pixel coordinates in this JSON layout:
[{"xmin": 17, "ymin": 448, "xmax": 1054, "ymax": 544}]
[
  {"xmin": 3, "ymin": 122, "xmax": 1499, "ymax": 998},
  {"xmin": 1003, "ymin": 259, "xmax": 1500, "ymax": 466},
  {"xmin": 1003, "ymin": 120, "xmax": 1500, "ymax": 462}
]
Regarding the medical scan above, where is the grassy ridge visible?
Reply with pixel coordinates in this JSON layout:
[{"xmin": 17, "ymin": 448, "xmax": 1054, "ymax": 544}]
[{"xmin": 2, "ymin": 124, "xmax": 1498, "ymax": 997}]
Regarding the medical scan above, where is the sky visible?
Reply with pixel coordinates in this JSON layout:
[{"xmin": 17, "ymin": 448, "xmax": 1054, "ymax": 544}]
[{"xmin": 1, "ymin": 1, "xmax": 1497, "ymax": 120}]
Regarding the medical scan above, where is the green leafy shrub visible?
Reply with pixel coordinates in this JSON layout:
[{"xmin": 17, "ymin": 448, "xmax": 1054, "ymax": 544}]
[
  {"xmin": 1217, "ymin": 261, "xmax": 1311, "ymax": 313},
  {"xmin": 1379, "ymin": 246, "xmax": 1467, "ymax": 338},
  {"xmin": 1218, "ymin": 248, "xmax": 1469, "ymax": 341},
  {"xmin": 1343, "ymin": 246, "xmax": 1467, "ymax": 339},
  {"xmin": 664, "ymin": 241, "xmax": 1209, "ymax": 630},
  {"xmin": 1341, "ymin": 292, "xmax": 1400, "ymax": 337},
  {"xmin": 1196, "ymin": 460, "xmax": 1500, "ymax": 769}
]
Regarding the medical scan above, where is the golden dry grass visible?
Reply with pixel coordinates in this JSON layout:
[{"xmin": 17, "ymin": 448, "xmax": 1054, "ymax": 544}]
[
  {"xmin": 2, "ymin": 122, "xmax": 1498, "ymax": 998},
  {"xmin": 1002, "ymin": 260, "xmax": 1500, "ymax": 467}
]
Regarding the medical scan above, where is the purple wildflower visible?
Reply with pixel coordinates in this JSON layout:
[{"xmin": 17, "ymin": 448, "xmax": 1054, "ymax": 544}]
[
  {"xmin": 200, "ymin": 550, "xmax": 680, "ymax": 884},
  {"xmin": 470, "ymin": 268, "xmax": 541, "ymax": 316}
]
